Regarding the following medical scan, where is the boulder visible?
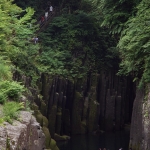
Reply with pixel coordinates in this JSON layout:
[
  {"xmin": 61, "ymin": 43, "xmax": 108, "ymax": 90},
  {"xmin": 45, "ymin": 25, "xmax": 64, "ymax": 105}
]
[{"xmin": 0, "ymin": 111, "xmax": 45, "ymax": 150}]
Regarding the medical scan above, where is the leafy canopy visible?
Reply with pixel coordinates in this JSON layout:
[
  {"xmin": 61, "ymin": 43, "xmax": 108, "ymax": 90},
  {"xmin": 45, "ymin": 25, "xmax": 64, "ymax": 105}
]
[
  {"xmin": 0, "ymin": 0, "xmax": 38, "ymax": 123},
  {"xmin": 86, "ymin": 0, "xmax": 141, "ymax": 35},
  {"xmin": 38, "ymin": 11, "xmax": 117, "ymax": 79},
  {"xmin": 118, "ymin": 0, "xmax": 150, "ymax": 86}
]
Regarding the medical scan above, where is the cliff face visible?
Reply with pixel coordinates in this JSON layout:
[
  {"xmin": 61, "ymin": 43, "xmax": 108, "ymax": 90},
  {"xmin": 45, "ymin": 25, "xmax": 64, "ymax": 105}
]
[
  {"xmin": 12, "ymin": 68, "xmax": 135, "ymax": 149},
  {"xmin": 0, "ymin": 111, "xmax": 45, "ymax": 150},
  {"xmin": 130, "ymin": 84, "xmax": 150, "ymax": 150},
  {"xmin": 35, "ymin": 69, "xmax": 135, "ymax": 136}
]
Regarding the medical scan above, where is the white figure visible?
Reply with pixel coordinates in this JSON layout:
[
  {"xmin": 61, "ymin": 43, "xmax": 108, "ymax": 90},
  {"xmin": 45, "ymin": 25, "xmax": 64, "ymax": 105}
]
[
  {"xmin": 49, "ymin": 5, "xmax": 53, "ymax": 13},
  {"xmin": 33, "ymin": 37, "xmax": 38, "ymax": 44},
  {"xmin": 45, "ymin": 11, "xmax": 48, "ymax": 21}
]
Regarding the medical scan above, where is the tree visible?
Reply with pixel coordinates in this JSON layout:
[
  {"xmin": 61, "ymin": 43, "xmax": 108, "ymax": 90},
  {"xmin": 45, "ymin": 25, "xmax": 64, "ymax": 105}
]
[
  {"xmin": 0, "ymin": 0, "xmax": 41, "ymax": 86},
  {"xmin": 37, "ymin": 11, "xmax": 118, "ymax": 79},
  {"xmin": 87, "ymin": 0, "xmax": 141, "ymax": 36},
  {"xmin": 118, "ymin": 0, "xmax": 150, "ymax": 86}
]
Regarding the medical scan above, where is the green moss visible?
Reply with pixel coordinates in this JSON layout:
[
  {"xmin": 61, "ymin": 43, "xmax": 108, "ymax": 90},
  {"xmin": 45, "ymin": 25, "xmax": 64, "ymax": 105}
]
[
  {"xmin": 54, "ymin": 133, "xmax": 70, "ymax": 141},
  {"xmin": 31, "ymin": 103, "xmax": 39, "ymax": 110},
  {"xmin": 40, "ymin": 100, "xmax": 47, "ymax": 116},
  {"xmin": 42, "ymin": 126, "xmax": 51, "ymax": 148},
  {"xmin": 34, "ymin": 110, "xmax": 43, "ymax": 126},
  {"xmin": 6, "ymin": 137, "xmax": 10, "ymax": 149},
  {"xmin": 50, "ymin": 139, "xmax": 59, "ymax": 150},
  {"xmin": 43, "ymin": 116, "xmax": 49, "ymax": 127}
]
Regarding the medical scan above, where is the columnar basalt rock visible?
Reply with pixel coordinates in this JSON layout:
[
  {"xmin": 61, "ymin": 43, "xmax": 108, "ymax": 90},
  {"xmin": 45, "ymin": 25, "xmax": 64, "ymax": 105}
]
[
  {"xmin": 39, "ymin": 70, "xmax": 135, "ymax": 136},
  {"xmin": 98, "ymin": 70, "xmax": 135, "ymax": 131},
  {"xmin": 32, "ymin": 103, "xmax": 60, "ymax": 150},
  {"xmin": 71, "ymin": 91, "xmax": 83, "ymax": 134},
  {"xmin": 18, "ymin": 70, "xmax": 134, "ymax": 142}
]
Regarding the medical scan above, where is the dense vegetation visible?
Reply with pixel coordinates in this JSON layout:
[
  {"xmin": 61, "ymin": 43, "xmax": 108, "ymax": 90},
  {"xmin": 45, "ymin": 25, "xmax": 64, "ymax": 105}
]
[
  {"xmin": 0, "ymin": 0, "xmax": 150, "ymax": 123},
  {"xmin": 37, "ymin": 11, "xmax": 118, "ymax": 79},
  {"xmin": 118, "ymin": 0, "xmax": 150, "ymax": 87},
  {"xmin": 88, "ymin": 0, "xmax": 150, "ymax": 87},
  {"xmin": 0, "ymin": 0, "xmax": 36, "ymax": 123}
]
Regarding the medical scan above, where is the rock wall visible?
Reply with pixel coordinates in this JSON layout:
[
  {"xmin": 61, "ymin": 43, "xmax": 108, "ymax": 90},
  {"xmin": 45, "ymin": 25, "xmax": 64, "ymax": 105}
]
[
  {"xmin": 37, "ymin": 69, "xmax": 135, "ymax": 136},
  {"xmin": 13, "ymin": 68, "xmax": 135, "ymax": 143},
  {"xmin": 98, "ymin": 70, "xmax": 135, "ymax": 131},
  {"xmin": 13, "ymin": 72, "xmax": 60, "ymax": 150},
  {"xmin": 0, "ymin": 111, "xmax": 45, "ymax": 150},
  {"xmin": 130, "ymin": 84, "xmax": 150, "ymax": 150}
]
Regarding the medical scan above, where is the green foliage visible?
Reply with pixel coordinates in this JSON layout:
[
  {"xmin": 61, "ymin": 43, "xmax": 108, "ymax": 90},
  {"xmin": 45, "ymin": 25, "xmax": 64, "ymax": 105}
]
[
  {"xmin": 87, "ymin": 0, "xmax": 141, "ymax": 35},
  {"xmin": 18, "ymin": 7, "xmax": 35, "ymax": 24},
  {"xmin": 0, "ymin": 118, "xmax": 4, "ymax": 125},
  {"xmin": 38, "ymin": 11, "xmax": 118, "ymax": 79},
  {"xmin": 0, "ymin": 81, "xmax": 25, "ymax": 103},
  {"xmin": 25, "ymin": 100, "xmax": 33, "ymax": 113},
  {"xmin": 3, "ymin": 101, "xmax": 24, "ymax": 124},
  {"xmin": 0, "ymin": 93, "xmax": 7, "ymax": 104},
  {"xmin": 118, "ymin": 0, "xmax": 150, "ymax": 86},
  {"xmin": 0, "ymin": 0, "xmax": 41, "ymax": 87},
  {"xmin": 0, "ymin": 0, "xmax": 41, "ymax": 126},
  {"xmin": 0, "ymin": 56, "xmax": 12, "ymax": 81}
]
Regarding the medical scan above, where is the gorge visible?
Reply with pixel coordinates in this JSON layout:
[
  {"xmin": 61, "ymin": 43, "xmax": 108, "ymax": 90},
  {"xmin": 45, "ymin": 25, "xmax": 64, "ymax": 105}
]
[{"xmin": 0, "ymin": 0, "xmax": 150, "ymax": 150}]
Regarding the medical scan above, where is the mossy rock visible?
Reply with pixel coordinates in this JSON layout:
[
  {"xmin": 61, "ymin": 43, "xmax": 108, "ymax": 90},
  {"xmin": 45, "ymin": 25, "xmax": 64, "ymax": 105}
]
[
  {"xmin": 31, "ymin": 103, "xmax": 39, "ymax": 110},
  {"xmin": 43, "ymin": 116, "xmax": 49, "ymax": 127},
  {"xmin": 54, "ymin": 133, "xmax": 70, "ymax": 141},
  {"xmin": 42, "ymin": 126, "xmax": 51, "ymax": 148},
  {"xmin": 34, "ymin": 110, "xmax": 43, "ymax": 126},
  {"xmin": 50, "ymin": 139, "xmax": 59, "ymax": 150},
  {"xmin": 40, "ymin": 100, "xmax": 47, "ymax": 116}
]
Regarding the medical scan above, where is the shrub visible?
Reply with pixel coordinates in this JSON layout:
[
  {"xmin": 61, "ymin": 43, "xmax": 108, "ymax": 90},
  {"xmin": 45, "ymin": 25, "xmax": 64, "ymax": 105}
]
[
  {"xmin": 0, "ymin": 92, "xmax": 7, "ymax": 104},
  {"xmin": 0, "ymin": 81, "xmax": 25, "ymax": 101},
  {"xmin": 3, "ymin": 101, "xmax": 24, "ymax": 124},
  {"xmin": 0, "ymin": 118, "xmax": 4, "ymax": 125}
]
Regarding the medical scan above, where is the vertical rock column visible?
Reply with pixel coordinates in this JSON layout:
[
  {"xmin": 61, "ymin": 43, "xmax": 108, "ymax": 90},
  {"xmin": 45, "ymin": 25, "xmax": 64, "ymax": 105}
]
[
  {"xmin": 71, "ymin": 91, "xmax": 83, "ymax": 134},
  {"xmin": 130, "ymin": 85, "xmax": 143, "ymax": 150},
  {"xmin": 130, "ymin": 84, "xmax": 150, "ymax": 150},
  {"xmin": 87, "ymin": 74, "xmax": 99, "ymax": 133},
  {"xmin": 105, "ymin": 90, "xmax": 115, "ymax": 131}
]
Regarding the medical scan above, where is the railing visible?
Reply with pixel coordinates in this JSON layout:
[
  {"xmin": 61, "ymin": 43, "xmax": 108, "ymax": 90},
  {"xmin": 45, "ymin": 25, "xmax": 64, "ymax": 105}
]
[{"xmin": 36, "ymin": 7, "xmax": 60, "ymax": 33}]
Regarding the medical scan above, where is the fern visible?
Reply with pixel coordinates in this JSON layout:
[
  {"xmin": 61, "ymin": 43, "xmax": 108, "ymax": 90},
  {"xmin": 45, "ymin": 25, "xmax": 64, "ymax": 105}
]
[
  {"xmin": 118, "ymin": 0, "xmax": 150, "ymax": 85},
  {"xmin": 18, "ymin": 7, "xmax": 35, "ymax": 24}
]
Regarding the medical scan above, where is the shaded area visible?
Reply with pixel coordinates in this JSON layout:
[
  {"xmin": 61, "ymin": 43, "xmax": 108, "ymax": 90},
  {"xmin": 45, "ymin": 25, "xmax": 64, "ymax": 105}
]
[{"xmin": 57, "ymin": 131, "xmax": 130, "ymax": 150}]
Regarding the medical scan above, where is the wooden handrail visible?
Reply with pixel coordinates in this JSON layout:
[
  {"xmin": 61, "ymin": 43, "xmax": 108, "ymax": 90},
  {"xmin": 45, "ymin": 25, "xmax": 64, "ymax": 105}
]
[{"xmin": 36, "ymin": 7, "xmax": 60, "ymax": 33}]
